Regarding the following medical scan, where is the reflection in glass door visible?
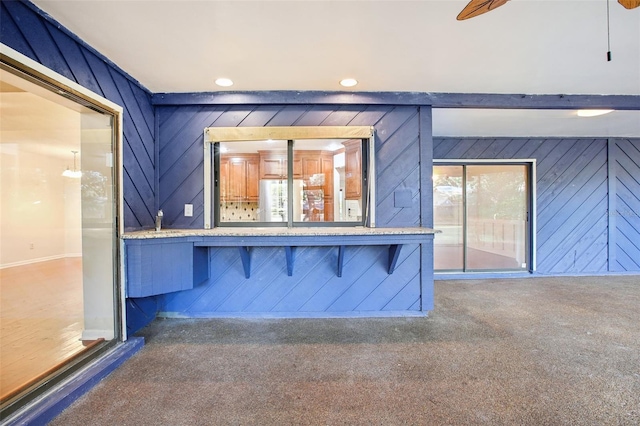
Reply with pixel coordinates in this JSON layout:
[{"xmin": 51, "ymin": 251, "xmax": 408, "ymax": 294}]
[{"xmin": 434, "ymin": 163, "xmax": 530, "ymax": 272}]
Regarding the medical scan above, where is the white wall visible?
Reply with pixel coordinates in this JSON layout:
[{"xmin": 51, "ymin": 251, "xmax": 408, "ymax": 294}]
[{"xmin": 0, "ymin": 92, "xmax": 82, "ymax": 268}]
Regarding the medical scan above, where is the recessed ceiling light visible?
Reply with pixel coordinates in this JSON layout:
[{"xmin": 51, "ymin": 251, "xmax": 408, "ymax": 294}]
[
  {"xmin": 215, "ymin": 78, "xmax": 234, "ymax": 87},
  {"xmin": 576, "ymin": 109, "xmax": 614, "ymax": 117},
  {"xmin": 340, "ymin": 78, "xmax": 358, "ymax": 87}
]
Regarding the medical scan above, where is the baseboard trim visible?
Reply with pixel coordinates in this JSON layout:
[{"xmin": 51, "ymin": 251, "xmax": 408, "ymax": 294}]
[
  {"xmin": 0, "ymin": 255, "xmax": 80, "ymax": 270},
  {"xmin": 158, "ymin": 310, "xmax": 428, "ymax": 319}
]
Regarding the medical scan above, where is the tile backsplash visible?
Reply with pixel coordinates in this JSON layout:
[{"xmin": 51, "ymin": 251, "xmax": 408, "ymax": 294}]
[{"xmin": 220, "ymin": 201, "xmax": 258, "ymax": 222}]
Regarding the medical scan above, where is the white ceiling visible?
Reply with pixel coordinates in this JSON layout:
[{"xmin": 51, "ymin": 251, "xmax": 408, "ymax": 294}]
[{"xmin": 25, "ymin": 0, "xmax": 640, "ymax": 137}]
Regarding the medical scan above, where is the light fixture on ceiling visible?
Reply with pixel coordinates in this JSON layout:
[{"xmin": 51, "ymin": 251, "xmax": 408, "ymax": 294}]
[
  {"xmin": 215, "ymin": 78, "xmax": 234, "ymax": 87},
  {"xmin": 62, "ymin": 150, "xmax": 82, "ymax": 178},
  {"xmin": 340, "ymin": 78, "xmax": 358, "ymax": 88},
  {"xmin": 576, "ymin": 109, "xmax": 614, "ymax": 117}
]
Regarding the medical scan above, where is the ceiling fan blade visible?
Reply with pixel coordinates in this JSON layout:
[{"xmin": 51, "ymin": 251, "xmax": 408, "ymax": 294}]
[
  {"xmin": 618, "ymin": 0, "xmax": 640, "ymax": 9},
  {"xmin": 457, "ymin": 0, "xmax": 509, "ymax": 20}
]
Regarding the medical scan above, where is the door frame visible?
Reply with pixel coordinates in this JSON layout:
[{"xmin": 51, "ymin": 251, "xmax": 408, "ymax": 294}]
[{"xmin": 433, "ymin": 159, "xmax": 536, "ymax": 273}]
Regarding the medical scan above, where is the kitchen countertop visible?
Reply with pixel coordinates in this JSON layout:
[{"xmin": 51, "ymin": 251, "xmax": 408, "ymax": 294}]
[{"xmin": 122, "ymin": 227, "xmax": 439, "ymax": 240}]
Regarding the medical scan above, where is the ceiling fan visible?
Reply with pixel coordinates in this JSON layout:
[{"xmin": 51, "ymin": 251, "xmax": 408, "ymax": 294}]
[{"xmin": 457, "ymin": 0, "xmax": 640, "ymax": 20}]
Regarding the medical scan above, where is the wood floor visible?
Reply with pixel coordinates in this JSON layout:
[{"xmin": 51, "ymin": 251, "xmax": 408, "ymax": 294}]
[{"xmin": 0, "ymin": 258, "xmax": 89, "ymax": 402}]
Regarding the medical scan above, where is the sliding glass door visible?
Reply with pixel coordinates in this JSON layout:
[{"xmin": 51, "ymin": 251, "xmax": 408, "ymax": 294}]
[
  {"xmin": 434, "ymin": 163, "xmax": 531, "ymax": 272},
  {"xmin": 1, "ymin": 51, "xmax": 120, "ymax": 413}
]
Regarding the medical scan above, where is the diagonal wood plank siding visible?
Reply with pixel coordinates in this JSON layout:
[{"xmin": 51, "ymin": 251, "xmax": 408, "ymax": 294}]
[
  {"xmin": 434, "ymin": 137, "xmax": 640, "ymax": 274},
  {"xmin": 157, "ymin": 105, "xmax": 426, "ymax": 315},
  {"xmin": 1, "ymin": 0, "xmax": 156, "ymax": 230},
  {"xmin": 157, "ymin": 105, "xmax": 423, "ymax": 228},
  {"xmin": 612, "ymin": 139, "xmax": 640, "ymax": 271}
]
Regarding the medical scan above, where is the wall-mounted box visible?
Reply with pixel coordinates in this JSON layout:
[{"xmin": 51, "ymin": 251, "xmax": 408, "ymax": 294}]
[{"xmin": 126, "ymin": 240, "xmax": 209, "ymax": 298}]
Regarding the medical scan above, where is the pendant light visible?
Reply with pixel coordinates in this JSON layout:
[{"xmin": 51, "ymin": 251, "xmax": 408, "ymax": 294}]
[{"xmin": 62, "ymin": 150, "xmax": 82, "ymax": 178}]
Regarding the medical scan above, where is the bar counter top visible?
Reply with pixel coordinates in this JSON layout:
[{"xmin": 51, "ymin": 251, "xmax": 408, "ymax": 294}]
[{"xmin": 122, "ymin": 227, "xmax": 439, "ymax": 240}]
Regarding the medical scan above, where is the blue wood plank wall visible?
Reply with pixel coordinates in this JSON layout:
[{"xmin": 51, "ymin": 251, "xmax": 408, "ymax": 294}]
[
  {"xmin": 156, "ymin": 105, "xmax": 429, "ymax": 316},
  {"xmin": 434, "ymin": 137, "xmax": 640, "ymax": 274},
  {"xmin": 1, "ymin": 0, "xmax": 156, "ymax": 230},
  {"xmin": 610, "ymin": 139, "xmax": 640, "ymax": 271}
]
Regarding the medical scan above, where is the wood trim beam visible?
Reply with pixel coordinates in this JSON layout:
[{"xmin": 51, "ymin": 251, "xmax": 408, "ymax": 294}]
[
  {"xmin": 152, "ymin": 91, "xmax": 640, "ymax": 110},
  {"xmin": 205, "ymin": 126, "xmax": 373, "ymax": 142}
]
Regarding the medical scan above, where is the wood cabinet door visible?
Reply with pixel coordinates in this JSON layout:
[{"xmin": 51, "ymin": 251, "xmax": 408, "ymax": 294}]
[
  {"xmin": 228, "ymin": 159, "xmax": 247, "ymax": 200},
  {"xmin": 321, "ymin": 155, "xmax": 334, "ymax": 197},
  {"xmin": 324, "ymin": 200, "xmax": 334, "ymax": 222},
  {"xmin": 260, "ymin": 157, "xmax": 284, "ymax": 179},
  {"xmin": 291, "ymin": 158, "xmax": 303, "ymax": 179},
  {"xmin": 302, "ymin": 157, "xmax": 321, "ymax": 180},
  {"xmin": 246, "ymin": 157, "xmax": 260, "ymax": 201},
  {"xmin": 345, "ymin": 142, "xmax": 362, "ymax": 199},
  {"xmin": 219, "ymin": 159, "xmax": 229, "ymax": 201}
]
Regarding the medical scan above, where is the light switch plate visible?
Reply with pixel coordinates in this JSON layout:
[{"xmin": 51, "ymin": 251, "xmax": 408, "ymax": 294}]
[{"xmin": 184, "ymin": 204, "xmax": 193, "ymax": 217}]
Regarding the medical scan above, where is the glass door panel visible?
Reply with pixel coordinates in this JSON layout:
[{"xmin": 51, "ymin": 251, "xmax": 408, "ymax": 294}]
[
  {"xmin": 80, "ymin": 111, "xmax": 117, "ymax": 339},
  {"xmin": 466, "ymin": 165, "xmax": 528, "ymax": 271},
  {"xmin": 433, "ymin": 166, "xmax": 464, "ymax": 270}
]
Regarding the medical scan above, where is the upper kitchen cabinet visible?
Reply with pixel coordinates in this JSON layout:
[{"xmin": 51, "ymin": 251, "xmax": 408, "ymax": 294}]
[
  {"xmin": 343, "ymin": 139, "xmax": 362, "ymax": 200},
  {"xmin": 259, "ymin": 151, "xmax": 302, "ymax": 179},
  {"xmin": 220, "ymin": 154, "xmax": 259, "ymax": 202}
]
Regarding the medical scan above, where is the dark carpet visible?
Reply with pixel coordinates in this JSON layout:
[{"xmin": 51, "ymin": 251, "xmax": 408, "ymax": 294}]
[{"xmin": 50, "ymin": 276, "xmax": 640, "ymax": 425}]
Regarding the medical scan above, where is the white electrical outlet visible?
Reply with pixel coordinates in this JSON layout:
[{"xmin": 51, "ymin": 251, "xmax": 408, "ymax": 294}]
[{"xmin": 184, "ymin": 204, "xmax": 193, "ymax": 217}]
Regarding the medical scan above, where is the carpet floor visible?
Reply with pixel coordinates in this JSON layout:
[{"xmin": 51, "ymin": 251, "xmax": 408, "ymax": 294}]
[{"xmin": 50, "ymin": 276, "xmax": 640, "ymax": 425}]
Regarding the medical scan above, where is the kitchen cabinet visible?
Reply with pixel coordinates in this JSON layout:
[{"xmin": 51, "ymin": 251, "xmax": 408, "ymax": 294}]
[
  {"xmin": 219, "ymin": 158, "xmax": 229, "ymax": 201},
  {"xmin": 220, "ymin": 154, "xmax": 259, "ymax": 202},
  {"xmin": 321, "ymin": 156, "xmax": 334, "ymax": 196},
  {"xmin": 343, "ymin": 140, "xmax": 362, "ymax": 200},
  {"xmin": 259, "ymin": 151, "xmax": 302, "ymax": 179},
  {"xmin": 295, "ymin": 150, "xmax": 334, "ymax": 222},
  {"xmin": 302, "ymin": 156, "xmax": 321, "ymax": 179},
  {"xmin": 322, "ymin": 156, "xmax": 334, "ymax": 221},
  {"xmin": 246, "ymin": 157, "xmax": 259, "ymax": 200}
]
